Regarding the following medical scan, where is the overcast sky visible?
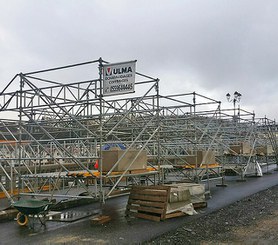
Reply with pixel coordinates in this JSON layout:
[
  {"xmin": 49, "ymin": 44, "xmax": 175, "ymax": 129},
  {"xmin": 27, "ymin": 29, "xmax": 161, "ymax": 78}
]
[{"xmin": 0, "ymin": 0, "xmax": 278, "ymax": 120}]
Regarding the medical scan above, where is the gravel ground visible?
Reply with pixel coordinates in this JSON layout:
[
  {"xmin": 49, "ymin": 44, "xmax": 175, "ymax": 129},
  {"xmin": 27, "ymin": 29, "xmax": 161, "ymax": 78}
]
[{"xmin": 146, "ymin": 185, "xmax": 278, "ymax": 245}]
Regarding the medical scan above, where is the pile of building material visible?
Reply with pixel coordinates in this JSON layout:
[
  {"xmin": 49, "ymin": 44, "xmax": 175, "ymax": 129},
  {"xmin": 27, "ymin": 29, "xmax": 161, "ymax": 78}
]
[
  {"xmin": 126, "ymin": 183, "xmax": 206, "ymax": 221},
  {"xmin": 165, "ymin": 185, "xmax": 196, "ymax": 219},
  {"xmin": 166, "ymin": 183, "xmax": 207, "ymax": 209},
  {"xmin": 126, "ymin": 185, "xmax": 170, "ymax": 221}
]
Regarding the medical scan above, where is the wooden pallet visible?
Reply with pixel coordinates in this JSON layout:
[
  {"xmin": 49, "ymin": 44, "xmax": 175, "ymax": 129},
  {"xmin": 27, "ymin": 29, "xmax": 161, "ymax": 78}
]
[{"xmin": 126, "ymin": 185, "xmax": 171, "ymax": 221}]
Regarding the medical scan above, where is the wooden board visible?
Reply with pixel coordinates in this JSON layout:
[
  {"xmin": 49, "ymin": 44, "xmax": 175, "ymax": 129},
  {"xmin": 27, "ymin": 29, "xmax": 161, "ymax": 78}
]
[
  {"xmin": 165, "ymin": 211, "xmax": 186, "ymax": 219},
  {"xmin": 127, "ymin": 199, "xmax": 166, "ymax": 208},
  {"xmin": 126, "ymin": 210, "xmax": 161, "ymax": 222},
  {"xmin": 126, "ymin": 204, "xmax": 164, "ymax": 214},
  {"xmin": 129, "ymin": 193, "xmax": 168, "ymax": 202}
]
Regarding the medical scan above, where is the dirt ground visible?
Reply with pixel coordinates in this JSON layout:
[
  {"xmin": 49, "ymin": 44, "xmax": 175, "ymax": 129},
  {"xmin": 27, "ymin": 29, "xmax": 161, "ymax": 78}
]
[{"xmin": 146, "ymin": 185, "xmax": 278, "ymax": 245}]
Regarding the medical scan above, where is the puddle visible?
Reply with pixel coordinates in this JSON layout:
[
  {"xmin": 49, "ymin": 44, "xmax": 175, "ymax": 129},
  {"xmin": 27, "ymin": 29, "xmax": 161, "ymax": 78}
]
[{"xmin": 48, "ymin": 210, "xmax": 99, "ymax": 222}]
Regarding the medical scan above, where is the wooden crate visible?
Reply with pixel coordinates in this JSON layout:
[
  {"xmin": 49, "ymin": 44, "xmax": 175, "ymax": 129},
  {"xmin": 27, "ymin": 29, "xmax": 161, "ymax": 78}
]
[
  {"xmin": 229, "ymin": 142, "xmax": 251, "ymax": 155},
  {"xmin": 126, "ymin": 185, "xmax": 171, "ymax": 221},
  {"xmin": 126, "ymin": 184, "xmax": 207, "ymax": 221},
  {"xmin": 100, "ymin": 148, "xmax": 147, "ymax": 172}
]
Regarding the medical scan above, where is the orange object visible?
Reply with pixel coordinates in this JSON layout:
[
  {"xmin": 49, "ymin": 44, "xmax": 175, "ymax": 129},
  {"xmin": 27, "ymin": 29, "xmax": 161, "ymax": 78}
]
[
  {"xmin": 94, "ymin": 160, "xmax": 99, "ymax": 169},
  {"xmin": 16, "ymin": 212, "xmax": 28, "ymax": 226}
]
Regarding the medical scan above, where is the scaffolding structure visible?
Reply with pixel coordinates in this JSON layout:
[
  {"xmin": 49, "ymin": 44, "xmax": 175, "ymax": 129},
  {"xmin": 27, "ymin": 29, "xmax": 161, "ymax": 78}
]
[
  {"xmin": 0, "ymin": 59, "xmax": 162, "ymax": 202},
  {"xmin": 0, "ymin": 58, "xmax": 277, "ymax": 203}
]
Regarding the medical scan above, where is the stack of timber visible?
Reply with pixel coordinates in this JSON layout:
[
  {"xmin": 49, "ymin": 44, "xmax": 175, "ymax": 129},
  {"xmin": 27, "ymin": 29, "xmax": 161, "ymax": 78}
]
[
  {"xmin": 126, "ymin": 185, "xmax": 170, "ymax": 221},
  {"xmin": 126, "ymin": 184, "xmax": 205, "ymax": 221}
]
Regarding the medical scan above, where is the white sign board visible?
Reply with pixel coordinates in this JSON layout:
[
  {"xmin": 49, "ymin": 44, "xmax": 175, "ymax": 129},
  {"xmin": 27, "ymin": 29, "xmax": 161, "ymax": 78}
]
[{"xmin": 103, "ymin": 60, "xmax": 136, "ymax": 96}]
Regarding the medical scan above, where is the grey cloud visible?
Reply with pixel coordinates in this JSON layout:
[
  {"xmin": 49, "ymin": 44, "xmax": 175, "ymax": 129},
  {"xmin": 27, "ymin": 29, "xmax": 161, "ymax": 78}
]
[{"xmin": 0, "ymin": 0, "xmax": 278, "ymax": 119}]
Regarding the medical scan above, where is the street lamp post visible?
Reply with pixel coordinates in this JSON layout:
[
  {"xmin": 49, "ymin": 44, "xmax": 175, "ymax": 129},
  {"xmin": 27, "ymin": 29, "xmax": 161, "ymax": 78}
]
[{"xmin": 226, "ymin": 91, "xmax": 242, "ymax": 120}]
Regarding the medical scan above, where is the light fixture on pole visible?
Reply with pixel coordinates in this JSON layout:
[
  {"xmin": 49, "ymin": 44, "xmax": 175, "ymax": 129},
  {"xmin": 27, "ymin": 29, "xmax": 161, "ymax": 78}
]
[{"xmin": 226, "ymin": 91, "xmax": 242, "ymax": 119}]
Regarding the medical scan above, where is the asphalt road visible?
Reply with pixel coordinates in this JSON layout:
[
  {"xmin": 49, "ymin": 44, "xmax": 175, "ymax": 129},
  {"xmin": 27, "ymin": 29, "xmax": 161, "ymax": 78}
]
[{"xmin": 1, "ymin": 166, "xmax": 278, "ymax": 245}]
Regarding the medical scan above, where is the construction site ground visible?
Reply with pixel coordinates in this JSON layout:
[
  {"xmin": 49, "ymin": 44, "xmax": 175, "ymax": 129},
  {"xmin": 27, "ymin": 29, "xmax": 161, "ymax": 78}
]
[
  {"xmin": 1, "ymin": 165, "xmax": 278, "ymax": 245},
  {"xmin": 147, "ymin": 183, "xmax": 278, "ymax": 244}
]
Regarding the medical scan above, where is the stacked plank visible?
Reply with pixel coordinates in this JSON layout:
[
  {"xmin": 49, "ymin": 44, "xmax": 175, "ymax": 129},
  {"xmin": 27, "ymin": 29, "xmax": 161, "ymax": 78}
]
[
  {"xmin": 126, "ymin": 183, "xmax": 207, "ymax": 221},
  {"xmin": 126, "ymin": 185, "xmax": 171, "ymax": 221}
]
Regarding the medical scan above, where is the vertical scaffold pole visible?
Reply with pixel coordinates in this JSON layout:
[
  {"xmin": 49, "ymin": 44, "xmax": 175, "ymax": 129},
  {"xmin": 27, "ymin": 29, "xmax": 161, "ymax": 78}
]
[
  {"xmin": 192, "ymin": 92, "xmax": 198, "ymax": 182},
  {"xmin": 155, "ymin": 79, "xmax": 162, "ymax": 184},
  {"xmin": 98, "ymin": 58, "xmax": 104, "ymax": 203},
  {"xmin": 17, "ymin": 73, "xmax": 24, "ymax": 199}
]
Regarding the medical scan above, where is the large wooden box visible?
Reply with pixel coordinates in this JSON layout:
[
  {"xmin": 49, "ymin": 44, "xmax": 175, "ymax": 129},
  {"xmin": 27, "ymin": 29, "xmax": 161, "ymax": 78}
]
[
  {"xmin": 256, "ymin": 145, "xmax": 274, "ymax": 155},
  {"xmin": 101, "ymin": 148, "xmax": 147, "ymax": 172},
  {"xmin": 183, "ymin": 155, "xmax": 197, "ymax": 165},
  {"xmin": 196, "ymin": 150, "xmax": 215, "ymax": 165},
  {"xmin": 229, "ymin": 142, "xmax": 251, "ymax": 155},
  {"xmin": 176, "ymin": 150, "xmax": 215, "ymax": 166}
]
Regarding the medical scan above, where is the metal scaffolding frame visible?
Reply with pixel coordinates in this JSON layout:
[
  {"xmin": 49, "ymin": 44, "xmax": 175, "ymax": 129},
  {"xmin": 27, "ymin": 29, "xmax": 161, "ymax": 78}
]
[
  {"xmin": 0, "ymin": 58, "xmax": 162, "ymax": 202},
  {"xmin": 0, "ymin": 58, "xmax": 277, "ymax": 204}
]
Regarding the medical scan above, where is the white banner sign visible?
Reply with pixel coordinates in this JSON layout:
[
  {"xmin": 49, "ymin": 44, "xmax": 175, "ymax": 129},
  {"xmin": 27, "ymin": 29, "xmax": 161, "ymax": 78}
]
[{"xmin": 103, "ymin": 60, "xmax": 136, "ymax": 96}]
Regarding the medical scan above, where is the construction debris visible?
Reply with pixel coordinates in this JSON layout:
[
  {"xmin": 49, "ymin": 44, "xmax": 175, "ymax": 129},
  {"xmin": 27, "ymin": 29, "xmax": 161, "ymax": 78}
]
[{"xmin": 90, "ymin": 215, "xmax": 111, "ymax": 225}]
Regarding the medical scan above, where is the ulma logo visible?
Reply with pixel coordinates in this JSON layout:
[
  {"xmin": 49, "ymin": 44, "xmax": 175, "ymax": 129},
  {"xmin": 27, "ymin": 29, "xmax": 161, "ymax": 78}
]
[{"xmin": 105, "ymin": 66, "xmax": 133, "ymax": 76}]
